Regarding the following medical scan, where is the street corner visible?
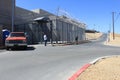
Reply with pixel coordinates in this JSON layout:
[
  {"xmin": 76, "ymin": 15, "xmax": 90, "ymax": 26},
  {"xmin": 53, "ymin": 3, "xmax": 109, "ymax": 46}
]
[
  {"xmin": 68, "ymin": 63, "xmax": 91, "ymax": 80},
  {"xmin": 68, "ymin": 56, "xmax": 112, "ymax": 80}
]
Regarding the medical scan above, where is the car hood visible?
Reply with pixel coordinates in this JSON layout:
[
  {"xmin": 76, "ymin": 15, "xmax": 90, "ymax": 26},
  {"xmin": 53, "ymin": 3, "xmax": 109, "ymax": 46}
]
[{"xmin": 6, "ymin": 37, "xmax": 26, "ymax": 40}]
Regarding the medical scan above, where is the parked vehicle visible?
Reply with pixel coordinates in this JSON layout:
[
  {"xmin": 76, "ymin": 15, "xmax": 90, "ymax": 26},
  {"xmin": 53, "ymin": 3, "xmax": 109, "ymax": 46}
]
[{"xmin": 5, "ymin": 32, "xmax": 27, "ymax": 50}]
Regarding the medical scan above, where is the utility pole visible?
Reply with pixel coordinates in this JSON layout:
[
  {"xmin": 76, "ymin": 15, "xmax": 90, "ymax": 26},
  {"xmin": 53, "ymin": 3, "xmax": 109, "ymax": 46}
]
[
  {"xmin": 12, "ymin": 0, "xmax": 15, "ymax": 32},
  {"xmin": 112, "ymin": 12, "xmax": 115, "ymax": 40}
]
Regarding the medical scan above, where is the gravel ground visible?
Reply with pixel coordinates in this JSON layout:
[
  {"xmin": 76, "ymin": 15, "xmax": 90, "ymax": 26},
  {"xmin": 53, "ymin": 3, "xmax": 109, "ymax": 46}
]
[{"xmin": 77, "ymin": 56, "xmax": 120, "ymax": 80}]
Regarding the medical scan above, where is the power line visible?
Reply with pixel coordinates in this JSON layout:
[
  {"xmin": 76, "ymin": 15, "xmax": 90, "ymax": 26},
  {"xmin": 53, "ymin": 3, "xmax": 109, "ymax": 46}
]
[{"xmin": 114, "ymin": 12, "xmax": 120, "ymax": 23}]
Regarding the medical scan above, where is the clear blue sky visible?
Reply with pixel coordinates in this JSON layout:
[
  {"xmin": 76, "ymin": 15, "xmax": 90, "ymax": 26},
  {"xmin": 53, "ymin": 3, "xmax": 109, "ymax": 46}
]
[{"xmin": 16, "ymin": 0, "xmax": 120, "ymax": 33}]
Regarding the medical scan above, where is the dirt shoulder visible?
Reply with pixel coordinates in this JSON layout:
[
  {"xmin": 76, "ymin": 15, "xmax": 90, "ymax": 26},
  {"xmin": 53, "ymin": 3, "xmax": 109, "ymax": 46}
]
[
  {"xmin": 77, "ymin": 56, "xmax": 120, "ymax": 80},
  {"xmin": 105, "ymin": 33, "xmax": 120, "ymax": 47}
]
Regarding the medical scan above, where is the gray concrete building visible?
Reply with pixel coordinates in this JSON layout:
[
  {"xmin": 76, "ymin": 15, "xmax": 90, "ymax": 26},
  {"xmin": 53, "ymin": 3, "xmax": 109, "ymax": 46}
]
[
  {"xmin": 51, "ymin": 16, "xmax": 86, "ymax": 43},
  {"xmin": 14, "ymin": 7, "xmax": 55, "ymax": 44},
  {"xmin": 0, "ymin": 0, "xmax": 15, "ymax": 30},
  {"xmin": 0, "ymin": 0, "xmax": 15, "ymax": 46},
  {"xmin": 0, "ymin": 0, "xmax": 86, "ymax": 45},
  {"xmin": 14, "ymin": 7, "xmax": 86, "ymax": 44}
]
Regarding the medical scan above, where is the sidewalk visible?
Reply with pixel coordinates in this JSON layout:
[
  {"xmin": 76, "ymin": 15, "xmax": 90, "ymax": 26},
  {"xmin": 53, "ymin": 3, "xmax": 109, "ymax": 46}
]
[{"xmin": 105, "ymin": 33, "xmax": 120, "ymax": 47}]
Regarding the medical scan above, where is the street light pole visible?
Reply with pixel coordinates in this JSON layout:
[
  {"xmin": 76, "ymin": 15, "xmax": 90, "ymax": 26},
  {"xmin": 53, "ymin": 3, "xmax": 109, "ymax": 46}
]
[{"xmin": 12, "ymin": 0, "xmax": 15, "ymax": 32}]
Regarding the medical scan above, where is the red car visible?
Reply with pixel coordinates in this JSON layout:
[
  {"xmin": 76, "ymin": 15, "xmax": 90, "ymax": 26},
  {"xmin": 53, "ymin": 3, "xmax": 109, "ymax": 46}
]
[{"xmin": 5, "ymin": 32, "xmax": 27, "ymax": 50}]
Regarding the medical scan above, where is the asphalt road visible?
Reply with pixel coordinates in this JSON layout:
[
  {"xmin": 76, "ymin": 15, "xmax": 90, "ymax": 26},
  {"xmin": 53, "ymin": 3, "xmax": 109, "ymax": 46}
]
[{"xmin": 0, "ymin": 34, "xmax": 120, "ymax": 80}]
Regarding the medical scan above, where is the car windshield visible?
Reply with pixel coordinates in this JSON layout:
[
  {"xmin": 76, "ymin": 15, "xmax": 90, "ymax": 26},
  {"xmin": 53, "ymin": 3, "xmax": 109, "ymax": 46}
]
[{"xmin": 10, "ymin": 33, "xmax": 25, "ymax": 37}]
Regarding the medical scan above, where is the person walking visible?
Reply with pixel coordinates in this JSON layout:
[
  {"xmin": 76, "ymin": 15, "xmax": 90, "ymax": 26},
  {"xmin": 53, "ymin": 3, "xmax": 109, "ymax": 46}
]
[
  {"xmin": 43, "ymin": 34, "xmax": 47, "ymax": 46},
  {"xmin": 75, "ymin": 36, "xmax": 78, "ymax": 45}
]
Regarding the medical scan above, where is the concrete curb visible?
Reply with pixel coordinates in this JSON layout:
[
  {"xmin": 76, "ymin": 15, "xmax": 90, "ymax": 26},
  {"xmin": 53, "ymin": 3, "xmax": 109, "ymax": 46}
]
[
  {"xmin": 52, "ymin": 40, "xmax": 91, "ymax": 46},
  {"xmin": 68, "ymin": 55, "xmax": 117, "ymax": 80},
  {"xmin": 68, "ymin": 64, "xmax": 91, "ymax": 80}
]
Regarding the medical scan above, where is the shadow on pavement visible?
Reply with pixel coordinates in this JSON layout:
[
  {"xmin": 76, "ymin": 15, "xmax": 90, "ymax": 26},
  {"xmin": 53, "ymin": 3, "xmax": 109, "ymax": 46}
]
[
  {"xmin": 7, "ymin": 46, "xmax": 36, "ymax": 51},
  {"xmin": 27, "ymin": 46, "xmax": 36, "ymax": 51}
]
